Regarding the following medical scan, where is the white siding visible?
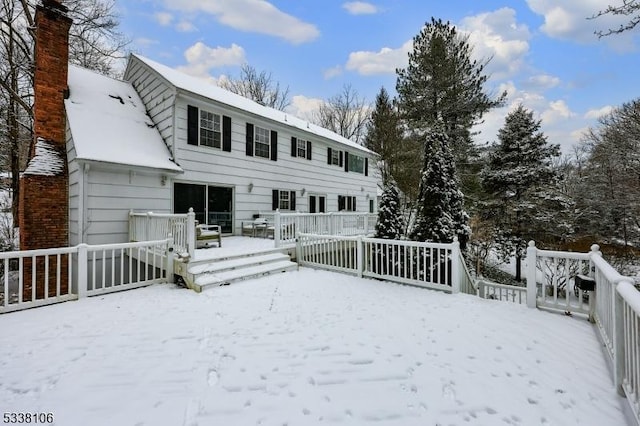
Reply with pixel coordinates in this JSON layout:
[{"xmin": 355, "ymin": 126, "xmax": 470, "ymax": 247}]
[
  {"xmin": 172, "ymin": 98, "xmax": 379, "ymax": 234},
  {"xmin": 84, "ymin": 167, "xmax": 171, "ymax": 245},
  {"xmin": 66, "ymin": 122, "xmax": 80, "ymax": 246},
  {"xmin": 124, "ymin": 60, "xmax": 176, "ymax": 152}
]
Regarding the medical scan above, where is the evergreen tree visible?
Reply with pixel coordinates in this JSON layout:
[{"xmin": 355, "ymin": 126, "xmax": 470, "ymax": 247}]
[
  {"xmin": 396, "ymin": 18, "xmax": 505, "ymax": 168},
  {"xmin": 365, "ymin": 87, "xmax": 404, "ymax": 185},
  {"xmin": 410, "ymin": 123, "xmax": 470, "ymax": 245},
  {"xmin": 374, "ymin": 180, "xmax": 405, "ymax": 240},
  {"xmin": 481, "ymin": 105, "xmax": 561, "ymax": 281}
]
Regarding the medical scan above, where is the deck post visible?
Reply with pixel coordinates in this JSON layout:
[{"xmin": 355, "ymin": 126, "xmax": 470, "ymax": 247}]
[
  {"xmin": 295, "ymin": 232, "xmax": 302, "ymax": 263},
  {"xmin": 613, "ymin": 286, "xmax": 625, "ymax": 396},
  {"xmin": 526, "ymin": 241, "xmax": 537, "ymax": 308},
  {"xmin": 186, "ymin": 208, "xmax": 196, "ymax": 258},
  {"xmin": 356, "ymin": 236, "xmax": 363, "ymax": 278},
  {"xmin": 77, "ymin": 243, "xmax": 88, "ymax": 298},
  {"xmin": 166, "ymin": 234, "xmax": 175, "ymax": 284},
  {"xmin": 588, "ymin": 244, "xmax": 601, "ymax": 323},
  {"xmin": 451, "ymin": 238, "xmax": 460, "ymax": 294},
  {"xmin": 274, "ymin": 210, "xmax": 281, "ymax": 248}
]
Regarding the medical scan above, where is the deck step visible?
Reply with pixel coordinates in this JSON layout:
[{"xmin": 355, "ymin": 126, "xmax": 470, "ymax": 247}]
[
  {"xmin": 192, "ymin": 260, "xmax": 298, "ymax": 292},
  {"xmin": 188, "ymin": 252, "xmax": 289, "ymax": 275}
]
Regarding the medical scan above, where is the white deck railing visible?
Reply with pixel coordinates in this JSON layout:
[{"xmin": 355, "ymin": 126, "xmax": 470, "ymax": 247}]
[
  {"xmin": 261, "ymin": 211, "xmax": 377, "ymax": 247},
  {"xmin": 526, "ymin": 241, "xmax": 640, "ymax": 425},
  {"xmin": 129, "ymin": 210, "xmax": 194, "ymax": 257},
  {"xmin": 477, "ymin": 279, "xmax": 527, "ymax": 304},
  {"xmin": 1, "ymin": 238, "xmax": 172, "ymax": 314},
  {"xmin": 525, "ymin": 242, "xmax": 593, "ymax": 315},
  {"xmin": 297, "ymin": 234, "xmax": 463, "ymax": 293}
]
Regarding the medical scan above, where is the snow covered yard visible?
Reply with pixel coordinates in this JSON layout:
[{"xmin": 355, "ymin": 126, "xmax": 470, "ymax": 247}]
[{"xmin": 0, "ymin": 268, "xmax": 628, "ymax": 426}]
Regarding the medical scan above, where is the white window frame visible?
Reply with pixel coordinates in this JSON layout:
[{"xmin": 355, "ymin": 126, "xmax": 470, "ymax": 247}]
[
  {"xmin": 199, "ymin": 110, "xmax": 221, "ymax": 148},
  {"xmin": 331, "ymin": 149, "xmax": 340, "ymax": 165},
  {"xmin": 254, "ymin": 126, "xmax": 270, "ymax": 158},
  {"xmin": 297, "ymin": 139, "xmax": 307, "ymax": 158},
  {"xmin": 279, "ymin": 190, "xmax": 290, "ymax": 210}
]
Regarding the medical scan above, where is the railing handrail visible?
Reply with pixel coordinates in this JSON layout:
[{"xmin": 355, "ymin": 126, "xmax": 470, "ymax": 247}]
[
  {"xmin": 129, "ymin": 211, "xmax": 188, "ymax": 219},
  {"xmin": 298, "ymin": 233, "xmax": 359, "ymax": 242},
  {"xmin": 477, "ymin": 278, "xmax": 526, "ymax": 292},
  {"xmin": 86, "ymin": 239, "xmax": 171, "ymax": 252},
  {"xmin": 535, "ymin": 248, "xmax": 591, "ymax": 261},
  {"xmin": 0, "ymin": 246, "xmax": 77, "ymax": 258},
  {"xmin": 362, "ymin": 236, "xmax": 454, "ymax": 250},
  {"xmin": 617, "ymin": 280, "xmax": 640, "ymax": 314}
]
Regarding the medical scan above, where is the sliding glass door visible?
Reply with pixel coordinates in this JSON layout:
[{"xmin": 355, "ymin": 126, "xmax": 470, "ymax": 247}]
[{"xmin": 174, "ymin": 183, "xmax": 233, "ymax": 233}]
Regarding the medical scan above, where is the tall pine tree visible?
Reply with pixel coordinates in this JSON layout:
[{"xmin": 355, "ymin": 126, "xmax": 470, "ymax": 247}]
[
  {"xmin": 365, "ymin": 87, "xmax": 404, "ymax": 185},
  {"xmin": 481, "ymin": 105, "xmax": 561, "ymax": 281},
  {"xmin": 396, "ymin": 18, "xmax": 505, "ymax": 168},
  {"xmin": 410, "ymin": 123, "xmax": 470, "ymax": 245}
]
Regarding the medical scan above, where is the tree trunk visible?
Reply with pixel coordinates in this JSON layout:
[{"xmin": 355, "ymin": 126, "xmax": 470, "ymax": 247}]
[{"xmin": 515, "ymin": 255, "xmax": 522, "ymax": 282}]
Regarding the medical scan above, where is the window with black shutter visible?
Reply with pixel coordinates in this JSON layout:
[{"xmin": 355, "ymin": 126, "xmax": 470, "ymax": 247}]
[
  {"xmin": 291, "ymin": 137, "xmax": 297, "ymax": 157},
  {"xmin": 246, "ymin": 123, "xmax": 254, "ymax": 156},
  {"xmin": 187, "ymin": 105, "xmax": 198, "ymax": 145},
  {"xmin": 222, "ymin": 115, "xmax": 232, "ymax": 152},
  {"xmin": 270, "ymin": 130, "xmax": 278, "ymax": 161}
]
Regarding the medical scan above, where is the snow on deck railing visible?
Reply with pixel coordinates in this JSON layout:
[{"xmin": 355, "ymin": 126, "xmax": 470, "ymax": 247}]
[
  {"xmin": 477, "ymin": 279, "xmax": 527, "ymax": 304},
  {"xmin": 1, "ymin": 239, "xmax": 173, "ymax": 314},
  {"xmin": 129, "ymin": 209, "xmax": 195, "ymax": 257},
  {"xmin": 296, "ymin": 234, "xmax": 463, "ymax": 293},
  {"xmin": 261, "ymin": 211, "xmax": 377, "ymax": 247},
  {"xmin": 525, "ymin": 242, "xmax": 593, "ymax": 315},
  {"xmin": 526, "ymin": 241, "xmax": 640, "ymax": 425},
  {"xmin": 616, "ymin": 281, "xmax": 640, "ymax": 423}
]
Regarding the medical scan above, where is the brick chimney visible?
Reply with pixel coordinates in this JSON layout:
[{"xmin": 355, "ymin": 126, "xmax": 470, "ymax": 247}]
[{"xmin": 19, "ymin": 0, "xmax": 72, "ymax": 298}]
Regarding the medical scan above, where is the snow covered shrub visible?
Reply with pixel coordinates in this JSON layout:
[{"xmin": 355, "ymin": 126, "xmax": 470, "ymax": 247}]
[{"xmin": 374, "ymin": 180, "xmax": 405, "ymax": 240}]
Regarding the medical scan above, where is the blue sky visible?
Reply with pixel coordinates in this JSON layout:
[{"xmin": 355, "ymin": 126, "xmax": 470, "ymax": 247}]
[{"xmin": 117, "ymin": 1, "xmax": 640, "ymax": 153}]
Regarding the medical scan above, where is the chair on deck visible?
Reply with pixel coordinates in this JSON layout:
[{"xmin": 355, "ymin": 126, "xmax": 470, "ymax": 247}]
[{"xmin": 196, "ymin": 223, "xmax": 222, "ymax": 248}]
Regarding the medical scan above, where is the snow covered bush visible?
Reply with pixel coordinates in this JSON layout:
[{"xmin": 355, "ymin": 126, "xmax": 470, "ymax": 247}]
[
  {"xmin": 374, "ymin": 180, "xmax": 405, "ymax": 240},
  {"xmin": 409, "ymin": 124, "xmax": 470, "ymax": 246}
]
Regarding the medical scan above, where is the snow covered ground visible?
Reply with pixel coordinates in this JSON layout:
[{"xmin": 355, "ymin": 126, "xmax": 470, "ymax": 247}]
[{"xmin": 0, "ymin": 268, "xmax": 628, "ymax": 426}]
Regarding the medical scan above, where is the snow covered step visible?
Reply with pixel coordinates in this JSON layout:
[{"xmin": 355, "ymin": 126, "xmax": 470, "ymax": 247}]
[
  {"xmin": 192, "ymin": 260, "xmax": 298, "ymax": 292},
  {"xmin": 188, "ymin": 252, "xmax": 290, "ymax": 275}
]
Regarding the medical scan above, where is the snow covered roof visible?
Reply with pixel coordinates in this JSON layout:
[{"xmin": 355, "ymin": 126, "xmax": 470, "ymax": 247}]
[
  {"xmin": 131, "ymin": 54, "xmax": 375, "ymax": 156},
  {"xmin": 65, "ymin": 65, "xmax": 183, "ymax": 173}
]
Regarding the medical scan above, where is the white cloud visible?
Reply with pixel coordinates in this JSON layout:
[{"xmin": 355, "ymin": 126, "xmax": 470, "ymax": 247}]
[
  {"xmin": 161, "ymin": 0, "xmax": 319, "ymax": 44},
  {"xmin": 342, "ymin": 2, "xmax": 378, "ymax": 15},
  {"xmin": 525, "ymin": 74, "xmax": 561, "ymax": 91},
  {"xmin": 323, "ymin": 66, "xmax": 343, "ymax": 79},
  {"xmin": 460, "ymin": 8, "xmax": 531, "ymax": 78},
  {"xmin": 584, "ymin": 105, "xmax": 614, "ymax": 119},
  {"xmin": 176, "ymin": 20, "xmax": 196, "ymax": 32},
  {"xmin": 541, "ymin": 100, "xmax": 575, "ymax": 124},
  {"xmin": 526, "ymin": 0, "xmax": 636, "ymax": 49},
  {"xmin": 344, "ymin": 8, "xmax": 530, "ymax": 78},
  {"xmin": 177, "ymin": 42, "xmax": 246, "ymax": 78},
  {"xmin": 286, "ymin": 95, "xmax": 324, "ymax": 121},
  {"xmin": 345, "ymin": 40, "xmax": 412, "ymax": 75},
  {"xmin": 134, "ymin": 38, "xmax": 158, "ymax": 48},
  {"xmin": 154, "ymin": 12, "xmax": 173, "ymax": 26}
]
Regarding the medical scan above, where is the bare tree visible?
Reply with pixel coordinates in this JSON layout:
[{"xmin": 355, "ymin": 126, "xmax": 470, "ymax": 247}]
[
  {"xmin": 219, "ymin": 63, "xmax": 290, "ymax": 111},
  {"xmin": 591, "ymin": 0, "xmax": 640, "ymax": 36},
  {"xmin": 314, "ymin": 84, "xmax": 370, "ymax": 145},
  {"xmin": 0, "ymin": 0, "xmax": 128, "ymax": 227}
]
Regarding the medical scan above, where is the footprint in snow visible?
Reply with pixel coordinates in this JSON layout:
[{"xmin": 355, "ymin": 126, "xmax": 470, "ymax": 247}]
[{"xmin": 207, "ymin": 369, "xmax": 219, "ymax": 387}]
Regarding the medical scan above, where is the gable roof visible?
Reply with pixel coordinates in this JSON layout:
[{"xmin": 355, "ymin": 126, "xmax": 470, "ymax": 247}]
[
  {"xmin": 65, "ymin": 65, "xmax": 183, "ymax": 173},
  {"xmin": 129, "ymin": 54, "xmax": 375, "ymax": 156}
]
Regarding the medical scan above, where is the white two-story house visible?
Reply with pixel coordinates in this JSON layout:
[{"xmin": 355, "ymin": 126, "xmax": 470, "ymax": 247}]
[{"xmin": 65, "ymin": 54, "xmax": 380, "ymax": 245}]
